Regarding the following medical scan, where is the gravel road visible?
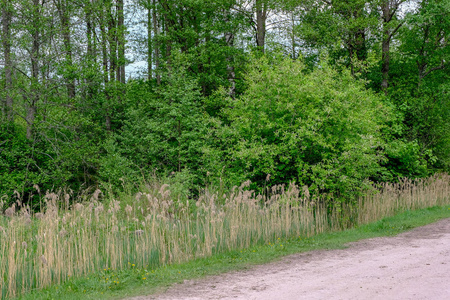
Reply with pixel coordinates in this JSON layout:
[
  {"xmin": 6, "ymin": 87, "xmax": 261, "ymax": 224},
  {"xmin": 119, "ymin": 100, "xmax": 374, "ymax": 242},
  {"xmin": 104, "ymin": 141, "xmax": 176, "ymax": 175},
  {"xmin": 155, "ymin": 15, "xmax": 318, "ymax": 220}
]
[{"xmin": 130, "ymin": 218, "xmax": 450, "ymax": 300}]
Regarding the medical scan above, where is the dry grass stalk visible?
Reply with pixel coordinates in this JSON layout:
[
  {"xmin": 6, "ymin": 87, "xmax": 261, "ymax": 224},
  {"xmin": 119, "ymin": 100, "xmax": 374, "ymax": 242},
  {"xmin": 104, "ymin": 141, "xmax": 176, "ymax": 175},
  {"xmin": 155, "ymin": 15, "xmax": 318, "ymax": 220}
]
[{"xmin": 0, "ymin": 174, "xmax": 449, "ymax": 299}]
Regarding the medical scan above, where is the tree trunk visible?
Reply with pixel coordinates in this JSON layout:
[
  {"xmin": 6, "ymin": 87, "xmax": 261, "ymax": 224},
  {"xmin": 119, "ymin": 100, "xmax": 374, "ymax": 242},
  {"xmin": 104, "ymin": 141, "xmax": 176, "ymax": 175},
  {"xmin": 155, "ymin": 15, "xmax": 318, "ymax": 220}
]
[
  {"xmin": 353, "ymin": 7, "xmax": 367, "ymax": 63},
  {"xmin": 159, "ymin": 0, "xmax": 173, "ymax": 67},
  {"xmin": 164, "ymin": 14, "xmax": 172, "ymax": 69},
  {"xmin": 380, "ymin": 0, "xmax": 404, "ymax": 95},
  {"xmin": 1, "ymin": 0, "xmax": 13, "ymax": 121},
  {"xmin": 117, "ymin": 0, "xmax": 125, "ymax": 84},
  {"xmin": 100, "ymin": 6, "xmax": 111, "ymax": 131},
  {"xmin": 225, "ymin": 14, "xmax": 235, "ymax": 99},
  {"xmin": 381, "ymin": 2, "xmax": 391, "ymax": 94},
  {"xmin": 417, "ymin": 25, "xmax": 430, "ymax": 81},
  {"xmin": 100, "ymin": 8, "xmax": 109, "ymax": 84},
  {"xmin": 255, "ymin": 0, "xmax": 267, "ymax": 53},
  {"xmin": 28, "ymin": 0, "xmax": 41, "ymax": 140},
  {"xmin": 85, "ymin": 0, "xmax": 95, "ymax": 99},
  {"xmin": 108, "ymin": 1, "xmax": 117, "ymax": 84},
  {"xmin": 55, "ymin": 0, "xmax": 76, "ymax": 99},
  {"xmin": 290, "ymin": 12, "xmax": 296, "ymax": 60},
  {"xmin": 147, "ymin": 0, "xmax": 152, "ymax": 80},
  {"xmin": 381, "ymin": 29, "xmax": 390, "ymax": 94},
  {"xmin": 86, "ymin": 1, "xmax": 93, "ymax": 60},
  {"xmin": 355, "ymin": 30, "xmax": 366, "ymax": 62},
  {"xmin": 153, "ymin": 0, "xmax": 161, "ymax": 85}
]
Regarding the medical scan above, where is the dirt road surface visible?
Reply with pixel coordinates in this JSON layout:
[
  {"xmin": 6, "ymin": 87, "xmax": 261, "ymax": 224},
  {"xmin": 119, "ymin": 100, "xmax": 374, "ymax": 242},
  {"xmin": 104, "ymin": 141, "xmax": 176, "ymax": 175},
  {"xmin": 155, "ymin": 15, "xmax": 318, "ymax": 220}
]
[{"xmin": 130, "ymin": 218, "xmax": 450, "ymax": 300}]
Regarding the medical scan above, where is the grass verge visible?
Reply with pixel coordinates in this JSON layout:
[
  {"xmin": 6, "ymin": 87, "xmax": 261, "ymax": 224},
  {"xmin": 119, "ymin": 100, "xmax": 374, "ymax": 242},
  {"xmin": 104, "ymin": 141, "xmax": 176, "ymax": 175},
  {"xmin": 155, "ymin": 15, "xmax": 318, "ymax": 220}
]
[{"xmin": 18, "ymin": 205, "xmax": 450, "ymax": 300}]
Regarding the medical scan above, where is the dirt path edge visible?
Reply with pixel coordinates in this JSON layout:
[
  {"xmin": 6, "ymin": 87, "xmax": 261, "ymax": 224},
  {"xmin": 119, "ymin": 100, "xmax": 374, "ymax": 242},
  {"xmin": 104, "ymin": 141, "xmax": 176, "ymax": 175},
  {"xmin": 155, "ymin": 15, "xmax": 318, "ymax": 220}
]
[{"xmin": 130, "ymin": 218, "xmax": 450, "ymax": 300}]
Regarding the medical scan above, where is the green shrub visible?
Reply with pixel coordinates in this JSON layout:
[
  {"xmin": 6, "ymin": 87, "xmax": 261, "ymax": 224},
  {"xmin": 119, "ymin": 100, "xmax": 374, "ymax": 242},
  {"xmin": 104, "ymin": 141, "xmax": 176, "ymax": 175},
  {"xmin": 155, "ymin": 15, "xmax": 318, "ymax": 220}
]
[{"xmin": 213, "ymin": 57, "xmax": 393, "ymax": 202}]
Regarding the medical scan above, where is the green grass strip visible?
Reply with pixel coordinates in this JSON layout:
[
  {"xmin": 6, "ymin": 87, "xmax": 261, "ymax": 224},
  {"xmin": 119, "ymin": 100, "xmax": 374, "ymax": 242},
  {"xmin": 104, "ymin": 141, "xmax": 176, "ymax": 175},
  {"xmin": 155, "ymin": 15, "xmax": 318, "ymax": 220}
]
[{"xmin": 17, "ymin": 205, "xmax": 450, "ymax": 300}]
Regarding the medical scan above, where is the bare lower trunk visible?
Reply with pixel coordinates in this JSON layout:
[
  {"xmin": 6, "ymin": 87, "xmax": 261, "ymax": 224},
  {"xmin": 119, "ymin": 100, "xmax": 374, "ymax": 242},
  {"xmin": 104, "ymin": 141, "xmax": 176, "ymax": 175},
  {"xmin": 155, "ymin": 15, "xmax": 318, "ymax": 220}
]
[
  {"xmin": 2, "ymin": 0, "xmax": 13, "ymax": 121},
  {"xmin": 381, "ymin": 32, "xmax": 390, "ymax": 94},
  {"xmin": 348, "ymin": 8, "xmax": 367, "ymax": 76},
  {"xmin": 256, "ymin": 0, "xmax": 267, "ymax": 53},
  {"xmin": 86, "ymin": 4, "xmax": 93, "ymax": 59},
  {"xmin": 100, "ymin": 10, "xmax": 109, "ymax": 84},
  {"xmin": 159, "ymin": 0, "xmax": 173, "ymax": 70},
  {"xmin": 153, "ymin": 0, "xmax": 161, "ymax": 85},
  {"xmin": 225, "ymin": 10, "xmax": 235, "ymax": 98},
  {"xmin": 380, "ymin": 0, "xmax": 404, "ymax": 95},
  {"xmin": 380, "ymin": 1, "xmax": 391, "ymax": 95},
  {"xmin": 225, "ymin": 31, "xmax": 235, "ymax": 98},
  {"xmin": 117, "ymin": 0, "xmax": 125, "ymax": 84},
  {"xmin": 108, "ymin": 4, "xmax": 117, "ymax": 84},
  {"xmin": 56, "ymin": 0, "xmax": 76, "ymax": 99},
  {"xmin": 85, "ymin": 2, "xmax": 95, "ymax": 99},
  {"xmin": 147, "ymin": 1, "xmax": 152, "ymax": 80},
  {"xmin": 100, "ymin": 7, "xmax": 111, "ymax": 131},
  {"xmin": 290, "ymin": 12, "xmax": 296, "ymax": 60},
  {"xmin": 28, "ymin": 0, "xmax": 41, "ymax": 140}
]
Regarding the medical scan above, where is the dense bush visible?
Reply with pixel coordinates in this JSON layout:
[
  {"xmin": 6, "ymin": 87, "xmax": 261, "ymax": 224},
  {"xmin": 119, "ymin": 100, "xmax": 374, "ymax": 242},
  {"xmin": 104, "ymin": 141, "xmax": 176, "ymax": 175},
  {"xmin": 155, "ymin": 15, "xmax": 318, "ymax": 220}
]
[
  {"xmin": 206, "ymin": 58, "xmax": 393, "ymax": 200},
  {"xmin": 0, "ymin": 119, "xmax": 99, "ymax": 207},
  {"xmin": 99, "ymin": 64, "xmax": 211, "ymax": 190}
]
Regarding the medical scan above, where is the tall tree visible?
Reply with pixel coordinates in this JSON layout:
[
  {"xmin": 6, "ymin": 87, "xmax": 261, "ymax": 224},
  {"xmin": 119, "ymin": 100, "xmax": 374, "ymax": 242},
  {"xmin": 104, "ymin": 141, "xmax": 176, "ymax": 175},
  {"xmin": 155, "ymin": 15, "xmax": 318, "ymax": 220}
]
[
  {"xmin": 1, "ymin": 0, "xmax": 13, "ymax": 121},
  {"xmin": 144, "ymin": 0, "xmax": 152, "ymax": 80},
  {"xmin": 107, "ymin": 0, "xmax": 118, "ymax": 84},
  {"xmin": 26, "ymin": 0, "xmax": 43, "ymax": 140},
  {"xmin": 390, "ymin": 0, "xmax": 450, "ymax": 171},
  {"xmin": 379, "ymin": 0, "xmax": 407, "ymax": 94},
  {"xmin": 54, "ymin": 0, "xmax": 76, "ymax": 99},
  {"xmin": 153, "ymin": 0, "xmax": 161, "ymax": 84},
  {"xmin": 83, "ymin": 0, "xmax": 96, "ymax": 100},
  {"xmin": 117, "ymin": 0, "xmax": 125, "ymax": 84},
  {"xmin": 98, "ymin": 0, "xmax": 112, "ymax": 130},
  {"xmin": 296, "ymin": 0, "xmax": 376, "ymax": 74},
  {"xmin": 409, "ymin": 0, "xmax": 449, "ymax": 82},
  {"xmin": 255, "ymin": 0, "xmax": 268, "ymax": 53},
  {"xmin": 224, "ymin": 4, "xmax": 236, "ymax": 98}
]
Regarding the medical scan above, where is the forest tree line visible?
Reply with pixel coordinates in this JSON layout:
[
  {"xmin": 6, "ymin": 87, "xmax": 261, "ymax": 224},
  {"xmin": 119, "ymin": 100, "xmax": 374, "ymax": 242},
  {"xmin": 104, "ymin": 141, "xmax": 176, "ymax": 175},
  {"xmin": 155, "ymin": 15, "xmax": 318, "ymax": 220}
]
[{"xmin": 0, "ymin": 0, "xmax": 449, "ymax": 206}]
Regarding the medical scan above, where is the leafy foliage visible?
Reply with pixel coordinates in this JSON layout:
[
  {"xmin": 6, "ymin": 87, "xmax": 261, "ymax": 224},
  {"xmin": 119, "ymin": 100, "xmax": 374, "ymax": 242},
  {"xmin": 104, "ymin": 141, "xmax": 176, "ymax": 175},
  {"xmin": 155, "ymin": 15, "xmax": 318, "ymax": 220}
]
[
  {"xmin": 214, "ymin": 57, "xmax": 392, "ymax": 200},
  {"xmin": 1, "ymin": 0, "xmax": 449, "ymax": 207},
  {"xmin": 100, "ymin": 59, "xmax": 210, "ymax": 189}
]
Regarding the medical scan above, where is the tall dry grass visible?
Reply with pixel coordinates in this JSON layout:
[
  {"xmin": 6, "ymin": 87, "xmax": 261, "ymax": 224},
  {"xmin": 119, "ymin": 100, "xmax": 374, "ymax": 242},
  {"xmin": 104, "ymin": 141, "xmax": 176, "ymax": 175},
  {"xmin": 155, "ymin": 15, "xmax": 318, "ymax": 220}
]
[{"xmin": 0, "ymin": 174, "xmax": 449, "ymax": 299}]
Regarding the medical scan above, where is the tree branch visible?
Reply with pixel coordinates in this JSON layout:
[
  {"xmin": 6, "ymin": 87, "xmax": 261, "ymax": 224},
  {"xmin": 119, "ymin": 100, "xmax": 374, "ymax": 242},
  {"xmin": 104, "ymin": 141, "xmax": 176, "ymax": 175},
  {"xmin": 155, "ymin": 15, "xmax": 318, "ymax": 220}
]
[
  {"xmin": 421, "ymin": 61, "xmax": 447, "ymax": 79},
  {"xmin": 388, "ymin": 20, "xmax": 404, "ymax": 41}
]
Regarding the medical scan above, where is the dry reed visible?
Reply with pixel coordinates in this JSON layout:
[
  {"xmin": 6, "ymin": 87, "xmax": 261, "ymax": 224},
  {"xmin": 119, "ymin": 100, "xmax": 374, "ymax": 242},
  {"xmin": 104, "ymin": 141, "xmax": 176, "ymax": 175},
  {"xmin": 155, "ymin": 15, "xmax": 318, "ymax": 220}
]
[{"xmin": 0, "ymin": 174, "xmax": 449, "ymax": 299}]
